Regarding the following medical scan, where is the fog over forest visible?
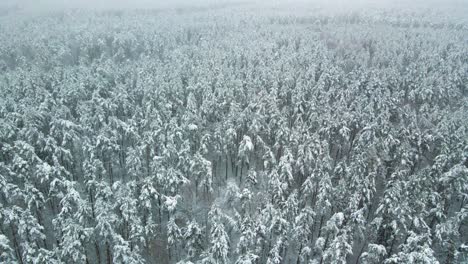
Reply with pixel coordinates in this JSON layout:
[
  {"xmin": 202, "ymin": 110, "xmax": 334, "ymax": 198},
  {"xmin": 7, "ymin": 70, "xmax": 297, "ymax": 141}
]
[{"xmin": 0, "ymin": 0, "xmax": 467, "ymax": 263}]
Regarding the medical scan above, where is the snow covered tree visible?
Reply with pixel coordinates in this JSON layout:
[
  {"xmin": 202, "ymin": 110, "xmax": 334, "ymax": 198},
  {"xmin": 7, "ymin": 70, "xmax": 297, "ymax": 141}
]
[
  {"xmin": 0, "ymin": 234, "xmax": 17, "ymax": 263},
  {"xmin": 360, "ymin": 244, "xmax": 387, "ymax": 264},
  {"xmin": 385, "ymin": 232, "xmax": 438, "ymax": 264},
  {"xmin": 183, "ymin": 220, "xmax": 204, "ymax": 261},
  {"xmin": 202, "ymin": 206, "xmax": 230, "ymax": 264}
]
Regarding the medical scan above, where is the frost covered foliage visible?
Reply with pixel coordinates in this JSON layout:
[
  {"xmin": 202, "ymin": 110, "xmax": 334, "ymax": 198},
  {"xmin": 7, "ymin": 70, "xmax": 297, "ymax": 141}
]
[{"xmin": 0, "ymin": 2, "xmax": 467, "ymax": 264}]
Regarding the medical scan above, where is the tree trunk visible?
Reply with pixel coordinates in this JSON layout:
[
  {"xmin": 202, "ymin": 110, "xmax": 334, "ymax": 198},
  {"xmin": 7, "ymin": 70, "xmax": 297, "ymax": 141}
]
[
  {"xmin": 225, "ymin": 155, "xmax": 229, "ymax": 181},
  {"xmin": 106, "ymin": 242, "xmax": 112, "ymax": 264},
  {"xmin": 10, "ymin": 224, "xmax": 23, "ymax": 264},
  {"xmin": 239, "ymin": 162, "xmax": 243, "ymax": 185},
  {"xmin": 355, "ymin": 244, "xmax": 366, "ymax": 264},
  {"xmin": 296, "ymin": 243, "xmax": 303, "ymax": 264},
  {"xmin": 95, "ymin": 242, "xmax": 101, "ymax": 264},
  {"xmin": 317, "ymin": 215, "xmax": 324, "ymax": 239}
]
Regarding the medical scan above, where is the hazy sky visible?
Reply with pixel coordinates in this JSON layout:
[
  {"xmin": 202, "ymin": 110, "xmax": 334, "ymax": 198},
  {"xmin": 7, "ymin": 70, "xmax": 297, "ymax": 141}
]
[
  {"xmin": 2, "ymin": 0, "xmax": 467, "ymax": 9},
  {"xmin": 1, "ymin": 0, "xmax": 467, "ymax": 20}
]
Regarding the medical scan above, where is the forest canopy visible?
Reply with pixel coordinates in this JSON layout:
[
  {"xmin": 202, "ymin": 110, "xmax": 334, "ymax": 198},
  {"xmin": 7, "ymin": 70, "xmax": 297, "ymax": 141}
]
[{"xmin": 0, "ymin": 1, "xmax": 467, "ymax": 263}]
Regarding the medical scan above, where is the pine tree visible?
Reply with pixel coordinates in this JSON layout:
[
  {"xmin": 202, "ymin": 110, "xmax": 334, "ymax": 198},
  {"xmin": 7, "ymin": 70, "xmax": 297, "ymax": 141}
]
[
  {"xmin": 167, "ymin": 217, "xmax": 182, "ymax": 261},
  {"xmin": 360, "ymin": 244, "xmax": 387, "ymax": 264},
  {"xmin": 202, "ymin": 207, "xmax": 230, "ymax": 264},
  {"xmin": 0, "ymin": 234, "xmax": 17, "ymax": 263},
  {"xmin": 385, "ymin": 232, "xmax": 438, "ymax": 264},
  {"xmin": 183, "ymin": 220, "xmax": 204, "ymax": 261}
]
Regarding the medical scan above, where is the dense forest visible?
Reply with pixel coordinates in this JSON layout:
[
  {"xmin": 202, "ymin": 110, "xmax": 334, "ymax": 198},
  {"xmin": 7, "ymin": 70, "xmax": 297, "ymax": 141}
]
[{"xmin": 0, "ymin": 1, "xmax": 467, "ymax": 263}]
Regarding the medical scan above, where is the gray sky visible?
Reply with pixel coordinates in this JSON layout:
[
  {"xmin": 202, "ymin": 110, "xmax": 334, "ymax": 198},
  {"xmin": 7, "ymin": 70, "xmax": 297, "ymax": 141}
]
[{"xmin": 1, "ymin": 0, "xmax": 467, "ymax": 20}]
